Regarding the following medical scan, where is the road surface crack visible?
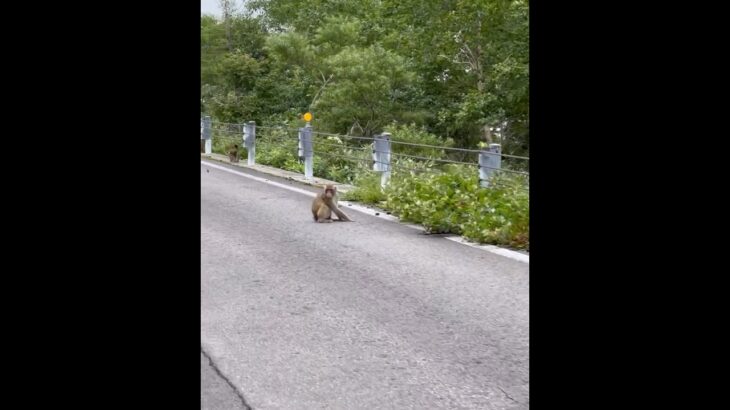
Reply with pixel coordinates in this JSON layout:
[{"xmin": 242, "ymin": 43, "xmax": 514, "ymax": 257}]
[
  {"xmin": 498, "ymin": 386, "xmax": 519, "ymax": 404},
  {"xmin": 201, "ymin": 346, "xmax": 252, "ymax": 409}
]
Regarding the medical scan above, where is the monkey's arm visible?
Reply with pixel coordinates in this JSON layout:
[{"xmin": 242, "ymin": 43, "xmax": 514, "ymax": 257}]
[{"xmin": 324, "ymin": 198, "xmax": 353, "ymax": 222}]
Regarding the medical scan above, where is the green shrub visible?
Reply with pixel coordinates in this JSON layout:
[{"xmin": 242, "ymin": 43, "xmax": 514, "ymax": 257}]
[{"xmin": 383, "ymin": 166, "xmax": 529, "ymax": 250}]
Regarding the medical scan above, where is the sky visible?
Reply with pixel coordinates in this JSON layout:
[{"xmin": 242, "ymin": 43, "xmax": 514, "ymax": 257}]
[{"xmin": 201, "ymin": 0, "xmax": 221, "ymax": 17}]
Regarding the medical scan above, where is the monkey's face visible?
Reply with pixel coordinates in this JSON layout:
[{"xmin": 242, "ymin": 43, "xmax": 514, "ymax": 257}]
[{"xmin": 323, "ymin": 185, "xmax": 336, "ymax": 199}]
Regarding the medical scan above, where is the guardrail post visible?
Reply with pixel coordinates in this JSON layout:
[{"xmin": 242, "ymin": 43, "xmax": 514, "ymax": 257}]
[
  {"xmin": 202, "ymin": 116, "xmax": 212, "ymax": 155},
  {"xmin": 373, "ymin": 132, "xmax": 392, "ymax": 188},
  {"xmin": 479, "ymin": 143, "xmax": 501, "ymax": 187},
  {"xmin": 243, "ymin": 121, "xmax": 256, "ymax": 165},
  {"xmin": 302, "ymin": 124, "xmax": 313, "ymax": 179}
]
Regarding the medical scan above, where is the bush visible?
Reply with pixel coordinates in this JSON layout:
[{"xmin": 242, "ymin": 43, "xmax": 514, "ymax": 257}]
[
  {"xmin": 255, "ymin": 127, "xmax": 302, "ymax": 172},
  {"xmin": 341, "ymin": 171, "xmax": 386, "ymax": 203},
  {"xmin": 382, "ymin": 166, "xmax": 529, "ymax": 250},
  {"xmin": 385, "ymin": 122, "xmax": 455, "ymax": 159},
  {"xmin": 312, "ymin": 135, "xmax": 371, "ymax": 184}
]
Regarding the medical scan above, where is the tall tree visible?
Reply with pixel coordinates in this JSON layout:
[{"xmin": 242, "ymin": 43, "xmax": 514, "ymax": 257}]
[{"xmin": 218, "ymin": 0, "xmax": 238, "ymax": 50}]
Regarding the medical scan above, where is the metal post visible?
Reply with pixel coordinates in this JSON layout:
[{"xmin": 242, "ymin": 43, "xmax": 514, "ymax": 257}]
[
  {"xmin": 244, "ymin": 121, "xmax": 256, "ymax": 165},
  {"xmin": 203, "ymin": 116, "xmax": 212, "ymax": 155},
  {"xmin": 302, "ymin": 124, "xmax": 313, "ymax": 179},
  {"xmin": 479, "ymin": 143, "xmax": 502, "ymax": 187},
  {"xmin": 373, "ymin": 132, "xmax": 391, "ymax": 188}
]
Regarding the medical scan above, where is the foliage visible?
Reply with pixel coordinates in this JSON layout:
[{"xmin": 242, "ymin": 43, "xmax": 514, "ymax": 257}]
[
  {"xmin": 201, "ymin": 1, "xmax": 528, "ymax": 153},
  {"xmin": 255, "ymin": 128, "xmax": 302, "ymax": 172},
  {"xmin": 383, "ymin": 166, "xmax": 529, "ymax": 250},
  {"xmin": 386, "ymin": 123, "xmax": 455, "ymax": 159},
  {"xmin": 341, "ymin": 172, "xmax": 386, "ymax": 203}
]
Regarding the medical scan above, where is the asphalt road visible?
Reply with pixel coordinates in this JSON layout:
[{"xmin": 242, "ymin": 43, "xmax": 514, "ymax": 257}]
[
  {"xmin": 201, "ymin": 161, "xmax": 529, "ymax": 409},
  {"xmin": 202, "ymin": 350, "xmax": 251, "ymax": 410}
]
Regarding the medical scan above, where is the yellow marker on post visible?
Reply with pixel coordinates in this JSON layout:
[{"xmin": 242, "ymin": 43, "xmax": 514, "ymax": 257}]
[{"xmin": 301, "ymin": 112, "xmax": 313, "ymax": 179}]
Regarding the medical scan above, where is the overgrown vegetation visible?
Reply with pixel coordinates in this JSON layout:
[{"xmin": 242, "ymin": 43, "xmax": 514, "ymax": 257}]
[
  {"xmin": 255, "ymin": 128, "xmax": 302, "ymax": 172},
  {"xmin": 344, "ymin": 167, "xmax": 529, "ymax": 250},
  {"xmin": 202, "ymin": 0, "xmax": 528, "ymax": 154}
]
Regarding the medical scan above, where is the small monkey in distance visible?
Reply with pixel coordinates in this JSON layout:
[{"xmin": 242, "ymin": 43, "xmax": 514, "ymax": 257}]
[
  {"xmin": 311, "ymin": 184, "xmax": 353, "ymax": 223},
  {"xmin": 228, "ymin": 144, "xmax": 240, "ymax": 163}
]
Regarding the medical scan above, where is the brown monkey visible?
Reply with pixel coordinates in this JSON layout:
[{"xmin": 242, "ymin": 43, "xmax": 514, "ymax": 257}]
[
  {"xmin": 228, "ymin": 144, "xmax": 240, "ymax": 163},
  {"xmin": 311, "ymin": 184, "xmax": 353, "ymax": 223}
]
